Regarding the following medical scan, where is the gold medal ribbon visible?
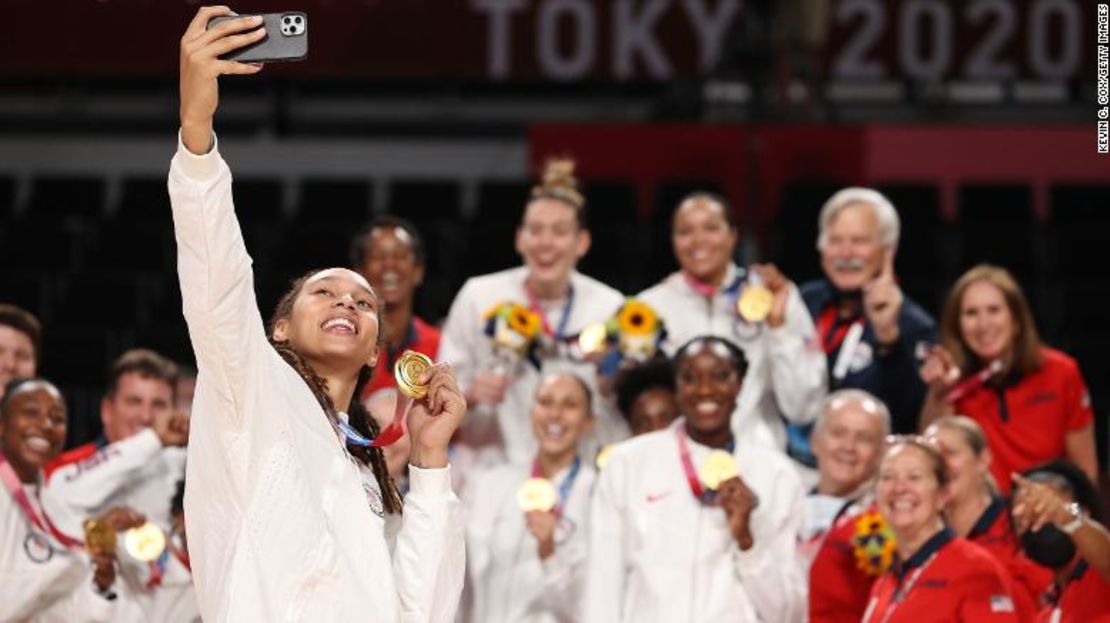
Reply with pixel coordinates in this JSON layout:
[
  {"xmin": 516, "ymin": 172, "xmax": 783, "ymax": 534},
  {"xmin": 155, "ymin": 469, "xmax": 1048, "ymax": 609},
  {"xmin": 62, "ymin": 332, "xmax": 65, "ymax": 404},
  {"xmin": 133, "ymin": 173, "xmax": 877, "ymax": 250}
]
[{"xmin": 371, "ymin": 351, "xmax": 434, "ymax": 447}]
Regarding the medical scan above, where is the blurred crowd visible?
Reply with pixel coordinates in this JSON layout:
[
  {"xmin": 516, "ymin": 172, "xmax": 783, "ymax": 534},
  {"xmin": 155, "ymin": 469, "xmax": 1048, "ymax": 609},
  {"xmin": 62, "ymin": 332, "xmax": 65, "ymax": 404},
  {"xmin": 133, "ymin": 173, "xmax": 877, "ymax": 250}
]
[{"xmin": 2, "ymin": 156, "xmax": 1107, "ymax": 622}]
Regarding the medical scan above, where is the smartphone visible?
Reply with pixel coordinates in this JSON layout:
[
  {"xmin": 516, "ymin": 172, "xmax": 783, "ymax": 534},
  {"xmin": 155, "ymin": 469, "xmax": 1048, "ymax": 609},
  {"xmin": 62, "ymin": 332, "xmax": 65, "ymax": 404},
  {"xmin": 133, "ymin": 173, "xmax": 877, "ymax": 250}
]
[{"xmin": 206, "ymin": 12, "xmax": 308, "ymax": 63}]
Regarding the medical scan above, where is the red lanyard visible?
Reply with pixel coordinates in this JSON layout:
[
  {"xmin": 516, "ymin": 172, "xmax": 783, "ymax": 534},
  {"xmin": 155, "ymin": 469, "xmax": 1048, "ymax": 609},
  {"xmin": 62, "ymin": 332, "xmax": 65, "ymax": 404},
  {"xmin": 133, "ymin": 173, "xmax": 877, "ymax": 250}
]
[
  {"xmin": 675, "ymin": 426, "xmax": 707, "ymax": 500},
  {"xmin": 170, "ymin": 540, "xmax": 191, "ymax": 573},
  {"xmin": 675, "ymin": 426, "xmax": 734, "ymax": 504},
  {"xmin": 524, "ymin": 283, "xmax": 575, "ymax": 340},
  {"xmin": 865, "ymin": 553, "xmax": 939, "ymax": 623},
  {"xmin": 0, "ymin": 450, "xmax": 83, "ymax": 550},
  {"xmin": 818, "ymin": 304, "xmax": 863, "ymax": 355}
]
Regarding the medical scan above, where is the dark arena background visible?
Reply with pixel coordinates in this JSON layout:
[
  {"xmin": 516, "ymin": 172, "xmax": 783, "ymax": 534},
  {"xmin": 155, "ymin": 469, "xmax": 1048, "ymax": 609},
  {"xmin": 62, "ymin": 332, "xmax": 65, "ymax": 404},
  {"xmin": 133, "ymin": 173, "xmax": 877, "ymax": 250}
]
[{"xmin": 0, "ymin": 0, "xmax": 1107, "ymax": 475}]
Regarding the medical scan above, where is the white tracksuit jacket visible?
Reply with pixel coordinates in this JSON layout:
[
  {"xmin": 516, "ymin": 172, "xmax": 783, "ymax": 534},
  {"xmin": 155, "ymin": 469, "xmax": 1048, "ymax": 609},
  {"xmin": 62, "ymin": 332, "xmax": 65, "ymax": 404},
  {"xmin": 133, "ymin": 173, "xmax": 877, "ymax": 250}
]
[
  {"xmin": 461, "ymin": 460, "xmax": 595, "ymax": 623},
  {"xmin": 582, "ymin": 419, "xmax": 807, "ymax": 623},
  {"xmin": 638, "ymin": 265, "xmax": 827, "ymax": 453},
  {"xmin": 438, "ymin": 267, "xmax": 625, "ymax": 464},
  {"xmin": 115, "ymin": 540, "xmax": 199, "ymax": 623},
  {"xmin": 168, "ymin": 134, "xmax": 465, "ymax": 622},
  {"xmin": 46, "ymin": 430, "xmax": 185, "ymax": 539},
  {"xmin": 0, "ymin": 475, "xmax": 115, "ymax": 622}
]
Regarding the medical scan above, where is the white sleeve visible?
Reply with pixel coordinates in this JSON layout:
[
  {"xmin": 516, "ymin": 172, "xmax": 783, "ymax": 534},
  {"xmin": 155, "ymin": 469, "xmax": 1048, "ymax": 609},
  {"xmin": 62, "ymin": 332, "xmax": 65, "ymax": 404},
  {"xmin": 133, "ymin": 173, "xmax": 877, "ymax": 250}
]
[
  {"xmin": 0, "ymin": 553, "xmax": 91, "ymax": 621},
  {"xmin": 437, "ymin": 280, "xmax": 481, "ymax": 387},
  {"xmin": 71, "ymin": 581, "xmax": 119, "ymax": 623},
  {"xmin": 437, "ymin": 282, "xmax": 497, "ymax": 436},
  {"xmin": 732, "ymin": 464, "xmax": 807, "ymax": 623},
  {"xmin": 393, "ymin": 465, "xmax": 466, "ymax": 623},
  {"xmin": 765, "ymin": 284, "xmax": 827, "ymax": 423},
  {"xmin": 536, "ymin": 516, "xmax": 589, "ymax": 620},
  {"xmin": 582, "ymin": 462, "xmax": 625, "ymax": 623},
  {"xmin": 168, "ymin": 132, "xmax": 267, "ymax": 431},
  {"xmin": 44, "ymin": 430, "xmax": 163, "ymax": 536}
]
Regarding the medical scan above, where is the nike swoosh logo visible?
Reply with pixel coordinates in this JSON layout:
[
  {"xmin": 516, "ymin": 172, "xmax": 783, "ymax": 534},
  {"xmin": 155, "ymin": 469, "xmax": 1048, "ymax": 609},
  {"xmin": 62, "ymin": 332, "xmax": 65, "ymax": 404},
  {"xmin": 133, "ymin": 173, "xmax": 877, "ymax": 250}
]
[{"xmin": 645, "ymin": 492, "xmax": 671, "ymax": 503}]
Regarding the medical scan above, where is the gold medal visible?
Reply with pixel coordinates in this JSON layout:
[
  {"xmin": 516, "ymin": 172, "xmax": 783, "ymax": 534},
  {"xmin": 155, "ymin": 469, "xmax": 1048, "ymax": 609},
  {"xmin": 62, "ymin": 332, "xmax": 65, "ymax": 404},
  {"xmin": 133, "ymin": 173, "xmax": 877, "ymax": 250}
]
[
  {"xmin": 394, "ymin": 350, "xmax": 433, "ymax": 400},
  {"xmin": 517, "ymin": 477, "xmax": 558, "ymax": 512},
  {"xmin": 737, "ymin": 285, "xmax": 774, "ymax": 323},
  {"xmin": 124, "ymin": 522, "xmax": 166, "ymax": 562},
  {"xmin": 83, "ymin": 519, "xmax": 117, "ymax": 555},
  {"xmin": 595, "ymin": 444, "xmax": 614, "ymax": 470},
  {"xmin": 577, "ymin": 322, "xmax": 608, "ymax": 355},
  {"xmin": 698, "ymin": 450, "xmax": 738, "ymax": 491}
]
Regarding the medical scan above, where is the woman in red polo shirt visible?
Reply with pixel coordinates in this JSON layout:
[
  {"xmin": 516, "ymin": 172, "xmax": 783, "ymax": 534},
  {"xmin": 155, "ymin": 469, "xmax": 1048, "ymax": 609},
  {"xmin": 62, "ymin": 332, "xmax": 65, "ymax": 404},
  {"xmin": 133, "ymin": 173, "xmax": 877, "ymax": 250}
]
[
  {"xmin": 925, "ymin": 416, "xmax": 1052, "ymax": 621},
  {"xmin": 863, "ymin": 437, "xmax": 1020, "ymax": 623},
  {"xmin": 919, "ymin": 265, "xmax": 1098, "ymax": 496},
  {"xmin": 1012, "ymin": 461, "xmax": 1110, "ymax": 623}
]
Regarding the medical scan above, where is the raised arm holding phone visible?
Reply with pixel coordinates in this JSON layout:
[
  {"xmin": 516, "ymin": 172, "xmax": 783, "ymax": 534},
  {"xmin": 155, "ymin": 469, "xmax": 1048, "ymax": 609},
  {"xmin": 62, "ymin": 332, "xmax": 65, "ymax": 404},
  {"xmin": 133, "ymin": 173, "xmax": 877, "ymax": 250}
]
[{"xmin": 172, "ymin": 7, "xmax": 466, "ymax": 621}]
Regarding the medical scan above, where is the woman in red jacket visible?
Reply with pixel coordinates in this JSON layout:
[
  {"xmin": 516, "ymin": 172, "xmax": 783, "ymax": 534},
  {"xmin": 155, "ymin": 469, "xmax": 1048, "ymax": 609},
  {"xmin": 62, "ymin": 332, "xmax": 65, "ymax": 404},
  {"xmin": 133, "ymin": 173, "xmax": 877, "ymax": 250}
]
[
  {"xmin": 925, "ymin": 415, "xmax": 1052, "ymax": 621},
  {"xmin": 863, "ymin": 436, "xmax": 1020, "ymax": 623},
  {"xmin": 919, "ymin": 265, "xmax": 1097, "ymax": 496}
]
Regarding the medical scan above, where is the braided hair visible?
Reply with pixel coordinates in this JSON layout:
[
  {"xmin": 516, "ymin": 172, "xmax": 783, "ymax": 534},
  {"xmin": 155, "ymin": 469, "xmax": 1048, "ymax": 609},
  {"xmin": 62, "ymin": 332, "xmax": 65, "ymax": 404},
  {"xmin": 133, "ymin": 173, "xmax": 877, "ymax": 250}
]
[{"xmin": 268, "ymin": 270, "xmax": 404, "ymax": 514}]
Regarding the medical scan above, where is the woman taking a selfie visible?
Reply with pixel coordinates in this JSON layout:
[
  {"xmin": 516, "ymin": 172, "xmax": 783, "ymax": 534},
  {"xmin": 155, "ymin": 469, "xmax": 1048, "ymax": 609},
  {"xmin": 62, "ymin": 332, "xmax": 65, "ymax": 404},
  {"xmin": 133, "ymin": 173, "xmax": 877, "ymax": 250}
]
[{"xmin": 171, "ymin": 7, "xmax": 465, "ymax": 621}]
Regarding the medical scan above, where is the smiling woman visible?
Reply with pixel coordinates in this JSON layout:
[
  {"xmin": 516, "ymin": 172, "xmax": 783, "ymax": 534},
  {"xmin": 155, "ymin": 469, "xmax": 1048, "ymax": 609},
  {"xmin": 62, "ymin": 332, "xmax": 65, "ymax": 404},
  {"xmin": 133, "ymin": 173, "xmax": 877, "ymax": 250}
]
[
  {"xmin": 919, "ymin": 264, "xmax": 1098, "ymax": 496},
  {"xmin": 461, "ymin": 372, "xmax": 597, "ymax": 623},
  {"xmin": 438, "ymin": 156, "xmax": 625, "ymax": 466},
  {"xmin": 637, "ymin": 192, "xmax": 827, "ymax": 469},
  {"xmin": 864, "ymin": 438, "xmax": 1020, "ymax": 623},
  {"xmin": 582, "ymin": 335, "xmax": 807, "ymax": 623},
  {"xmin": 169, "ymin": 6, "xmax": 465, "ymax": 622},
  {"xmin": 0, "ymin": 378, "xmax": 138, "ymax": 621}
]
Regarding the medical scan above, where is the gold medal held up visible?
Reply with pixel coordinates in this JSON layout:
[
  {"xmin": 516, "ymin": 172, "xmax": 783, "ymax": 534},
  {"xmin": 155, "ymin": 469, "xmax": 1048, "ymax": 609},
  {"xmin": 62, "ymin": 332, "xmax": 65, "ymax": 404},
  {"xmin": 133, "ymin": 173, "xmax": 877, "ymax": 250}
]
[
  {"xmin": 517, "ymin": 478, "xmax": 558, "ymax": 512},
  {"xmin": 124, "ymin": 522, "xmax": 166, "ymax": 562},
  {"xmin": 737, "ymin": 286, "xmax": 774, "ymax": 323},
  {"xmin": 83, "ymin": 519, "xmax": 117, "ymax": 555},
  {"xmin": 698, "ymin": 450, "xmax": 739, "ymax": 491},
  {"xmin": 577, "ymin": 322, "xmax": 608, "ymax": 355},
  {"xmin": 595, "ymin": 444, "xmax": 614, "ymax": 470},
  {"xmin": 395, "ymin": 350, "xmax": 433, "ymax": 400}
]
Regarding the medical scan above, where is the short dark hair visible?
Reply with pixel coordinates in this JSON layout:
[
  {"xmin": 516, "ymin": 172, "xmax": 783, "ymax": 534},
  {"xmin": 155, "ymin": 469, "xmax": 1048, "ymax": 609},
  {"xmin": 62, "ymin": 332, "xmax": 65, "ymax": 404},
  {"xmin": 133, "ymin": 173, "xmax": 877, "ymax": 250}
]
[
  {"xmin": 1022, "ymin": 460, "xmax": 1104, "ymax": 524},
  {"xmin": 1, "ymin": 377, "xmax": 62, "ymax": 418},
  {"xmin": 0, "ymin": 304, "xmax": 42, "ymax": 362},
  {"xmin": 675, "ymin": 191, "xmax": 738, "ymax": 230},
  {"xmin": 349, "ymin": 214, "xmax": 427, "ymax": 268},
  {"xmin": 674, "ymin": 336, "xmax": 749, "ymax": 378},
  {"xmin": 106, "ymin": 349, "xmax": 178, "ymax": 399},
  {"xmin": 614, "ymin": 358, "xmax": 675, "ymax": 420}
]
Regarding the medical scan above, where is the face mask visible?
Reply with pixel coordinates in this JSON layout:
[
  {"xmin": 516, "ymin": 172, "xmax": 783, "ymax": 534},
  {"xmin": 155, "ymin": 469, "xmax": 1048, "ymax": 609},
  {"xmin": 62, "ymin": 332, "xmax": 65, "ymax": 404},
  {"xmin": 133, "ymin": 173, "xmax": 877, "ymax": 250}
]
[{"xmin": 1021, "ymin": 525, "xmax": 1077, "ymax": 568}]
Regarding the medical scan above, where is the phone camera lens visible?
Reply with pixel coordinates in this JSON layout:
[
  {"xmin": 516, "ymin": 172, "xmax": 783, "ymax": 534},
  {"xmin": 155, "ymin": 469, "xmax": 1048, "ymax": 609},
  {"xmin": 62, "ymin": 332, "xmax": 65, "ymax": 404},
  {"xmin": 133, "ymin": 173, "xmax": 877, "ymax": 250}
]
[
  {"xmin": 282, "ymin": 16, "xmax": 291, "ymax": 24},
  {"xmin": 294, "ymin": 16, "xmax": 302, "ymax": 24}
]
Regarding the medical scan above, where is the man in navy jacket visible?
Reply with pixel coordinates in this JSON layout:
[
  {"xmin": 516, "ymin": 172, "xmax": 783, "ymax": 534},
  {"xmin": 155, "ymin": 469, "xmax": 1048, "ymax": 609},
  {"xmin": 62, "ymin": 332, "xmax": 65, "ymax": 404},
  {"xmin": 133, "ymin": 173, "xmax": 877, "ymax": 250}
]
[{"xmin": 790, "ymin": 188, "xmax": 935, "ymax": 464}]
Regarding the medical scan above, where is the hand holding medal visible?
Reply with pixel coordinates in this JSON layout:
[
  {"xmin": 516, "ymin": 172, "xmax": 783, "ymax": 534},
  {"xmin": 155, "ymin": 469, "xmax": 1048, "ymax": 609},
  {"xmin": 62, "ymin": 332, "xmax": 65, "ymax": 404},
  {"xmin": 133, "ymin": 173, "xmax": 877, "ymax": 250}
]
[
  {"xmin": 739, "ymin": 264, "xmax": 791, "ymax": 328},
  {"xmin": 718, "ymin": 476, "xmax": 759, "ymax": 551},
  {"xmin": 517, "ymin": 477, "xmax": 558, "ymax": 512},
  {"xmin": 84, "ymin": 506, "xmax": 157, "ymax": 557},
  {"xmin": 398, "ymin": 353, "xmax": 467, "ymax": 468}
]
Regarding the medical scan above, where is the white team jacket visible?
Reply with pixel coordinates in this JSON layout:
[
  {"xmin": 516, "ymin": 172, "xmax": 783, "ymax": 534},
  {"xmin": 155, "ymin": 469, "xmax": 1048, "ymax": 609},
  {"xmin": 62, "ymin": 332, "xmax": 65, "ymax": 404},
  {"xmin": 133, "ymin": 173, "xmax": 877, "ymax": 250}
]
[
  {"xmin": 582, "ymin": 419, "xmax": 807, "ymax": 623},
  {"xmin": 46, "ymin": 430, "xmax": 185, "ymax": 538},
  {"xmin": 461, "ymin": 460, "xmax": 596, "ymax": 623},
  {"xmin": 168, "ymin": 135, "xmax": 465, "ymax": 622},
  {"xmin": 438, "ymin": 267, "xmax": 625, "ymax": 464},
  {"xmin": 115, "ymin": 538, "xmax": 199, "ymax": 623},
  {"xmin": 0, "ymin": 475, "xmax": 115, "ymax": 622},
  {"xmin": 638, "ymin": 265, "xmax": 827, "ymax": 452}
]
